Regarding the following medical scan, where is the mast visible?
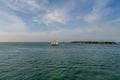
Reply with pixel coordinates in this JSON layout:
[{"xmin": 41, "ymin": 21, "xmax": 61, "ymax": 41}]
[{"xmin": 51, "ymin": 40, "xmax": 59, "ymax": 46}]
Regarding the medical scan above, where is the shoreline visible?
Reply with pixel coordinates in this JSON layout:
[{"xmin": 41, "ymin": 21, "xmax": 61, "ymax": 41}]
[{"xmin": 71, "ymin": 41, "xmax": 117, "ymax": 44}]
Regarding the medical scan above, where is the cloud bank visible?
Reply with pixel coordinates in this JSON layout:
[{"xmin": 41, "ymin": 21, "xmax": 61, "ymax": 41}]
[{"xmin": 0, "ymin": 0, "xmax": 120, "ymax": 42}]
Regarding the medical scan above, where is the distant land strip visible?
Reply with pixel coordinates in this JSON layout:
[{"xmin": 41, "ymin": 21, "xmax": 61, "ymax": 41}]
[{"xmin": 71, "ymin": 41, "xmax": 117, "ymax": 44}]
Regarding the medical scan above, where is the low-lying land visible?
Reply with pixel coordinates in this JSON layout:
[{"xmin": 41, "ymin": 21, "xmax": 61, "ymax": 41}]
[{"xmin": 71, "ymin": 41, "xmax": 117, "ymax": 44}]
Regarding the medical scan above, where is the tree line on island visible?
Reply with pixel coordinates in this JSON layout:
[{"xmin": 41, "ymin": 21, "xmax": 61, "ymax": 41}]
[{"xmin": 71, "ymin": 41, "xmax": 117, "ymax": 44}]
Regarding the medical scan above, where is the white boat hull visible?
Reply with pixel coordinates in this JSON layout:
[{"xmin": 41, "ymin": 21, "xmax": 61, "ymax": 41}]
[{"xmin": 51, "ymin": 40, "xmax": 59, "ymax": 46}]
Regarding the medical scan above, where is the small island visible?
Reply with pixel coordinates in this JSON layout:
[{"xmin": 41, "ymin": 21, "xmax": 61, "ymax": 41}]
[{"xmin": 71, "ymin": 41, "xmax": 117, "ymax": 44}]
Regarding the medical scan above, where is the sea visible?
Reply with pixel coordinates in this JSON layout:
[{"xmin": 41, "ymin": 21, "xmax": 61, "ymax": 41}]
[{"xmin": 0, "ymin": 42, "xmax": 120, "ymax": 80}]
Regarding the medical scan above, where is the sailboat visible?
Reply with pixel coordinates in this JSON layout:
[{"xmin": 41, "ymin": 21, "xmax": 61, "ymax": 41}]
[{"xmin": 51, "ymin": 40, "xmax": 59, "ymax": 46}]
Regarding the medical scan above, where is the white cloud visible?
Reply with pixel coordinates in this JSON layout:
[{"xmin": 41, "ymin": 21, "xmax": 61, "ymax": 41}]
[
  {"xmin": 23, "ymin": 0, "xmax": 40, "ymax": 8},
  {"xmin": 0, "ymin": 0, "xmax": 120, "ymax": 42},
  {"xmin": 33, "ymin": 0, "xmax": 76, "ymax": 26},
  {"xmin": 2, "ymin": 0, "xmax": 77, "ymax": 26},
  {"xmin": 0, "ymin": 31, "xmax": 69, "ymax": 42},
  {"xmin": 2, "ymin": 0, "xmax": 45, "ymax": 13},
  {"xmin": 43, "ymin": 10, "xmax": 69, "ymax": 26},
  {"xmin": 107, "ymin": 18, "xmax": 120, "ymax": 24},
  {"xmin": 84, "ymin": 13, "xmax": 100, "ymax": 23},
  {"xmin": 84, "ymin": 0, "xmax": 110, "ymax": 23},
  {"xmin": 0, "ymin": 32, "xmax": 48, "ymax": 42},
  {"xmin": 0, "ymin": 10, "xmax": 27, "ymax": 32},
  {"xmin": 33, "ymin": 8, "xmax": 70, "ymax": 26},
  {"xmin": 0, "ymin": 25, "xmax": 120, "ymax": 42}
]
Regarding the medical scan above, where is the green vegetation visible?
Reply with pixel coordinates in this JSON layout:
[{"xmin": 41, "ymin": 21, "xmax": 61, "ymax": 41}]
[{"xmin": 71, "ymin": 41, "xmax": 116, "ymax": 44}]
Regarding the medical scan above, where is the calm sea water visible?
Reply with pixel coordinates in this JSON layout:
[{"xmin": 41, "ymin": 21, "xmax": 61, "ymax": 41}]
[{"xmin": 0, "ymin": 42, "xmax": 120, "ymax": 80}]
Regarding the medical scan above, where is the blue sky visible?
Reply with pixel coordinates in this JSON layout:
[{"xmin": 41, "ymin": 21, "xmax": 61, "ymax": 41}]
[{"xmin": 0, "ymin": 0, "xmax": 120, "ymax": 42}]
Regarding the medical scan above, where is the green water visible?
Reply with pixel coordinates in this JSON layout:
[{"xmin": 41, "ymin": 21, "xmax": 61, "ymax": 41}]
[{"xmin": 0, "ymin": 43, "xmax": 120, "ymax": 80}]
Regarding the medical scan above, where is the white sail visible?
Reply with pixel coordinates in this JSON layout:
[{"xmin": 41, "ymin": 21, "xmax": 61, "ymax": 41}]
[{"xmin": 51, "ymin": 40, "xmax": 59, "ymax": 46}]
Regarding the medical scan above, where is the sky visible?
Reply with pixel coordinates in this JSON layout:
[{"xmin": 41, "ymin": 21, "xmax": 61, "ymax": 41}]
[{"xmin": 0, "ymin": 0, "xmax": 120, "ymax": 42}]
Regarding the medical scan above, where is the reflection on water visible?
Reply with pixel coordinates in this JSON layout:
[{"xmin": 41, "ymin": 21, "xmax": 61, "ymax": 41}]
[{"xmin": 0, "ymin": 43, "xmax": 120, "ymax": 80}]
